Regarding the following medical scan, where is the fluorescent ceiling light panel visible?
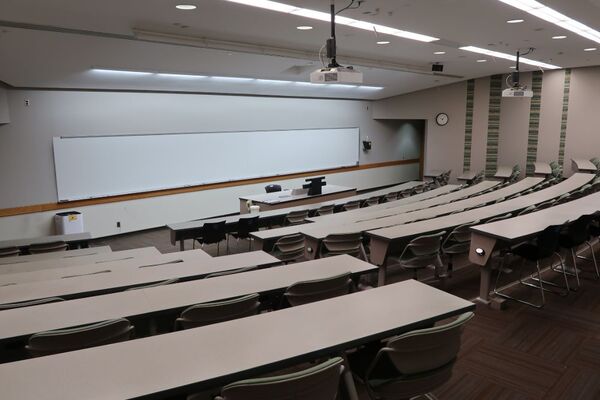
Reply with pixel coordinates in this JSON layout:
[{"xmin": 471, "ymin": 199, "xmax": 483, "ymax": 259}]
[
  {"xmin": 90, "ymin": 68, "xmax": 383, "ymax": 89},
  {"xmin": 223, "ymin": 0, "xmax": 438, "ymax": 42},
  {"xmin": 91, "ymin": 68, "xmax": 153, "ymax": 76},
  {"xmin": 156, "ymin": 73, "xmax": 206, "ymax": 78},
  {"xmin": 459, "ymin": 46, "xmax": 561, "ymax": 69},
  {"xmin": 497, "ymin": 0, "xmax": 600, "ymax": 44}
]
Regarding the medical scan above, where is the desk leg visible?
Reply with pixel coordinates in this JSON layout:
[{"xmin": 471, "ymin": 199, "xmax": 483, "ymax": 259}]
[
  {"xmin": 179, "ymin": 240, "xmax": 185, "ymax": 252},
  {"xmin": 341, "ymin": 353, "xmax": 359, "ymax": 400},
  {"xmin": 377, "ymin": 265, "xmax": 387, "ymax": 287}
]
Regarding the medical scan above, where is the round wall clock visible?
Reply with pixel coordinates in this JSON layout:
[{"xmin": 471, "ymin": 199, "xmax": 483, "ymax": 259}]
[{"xmin": 435, "ymin": 112, "xmax": 449, "ymax": 126}]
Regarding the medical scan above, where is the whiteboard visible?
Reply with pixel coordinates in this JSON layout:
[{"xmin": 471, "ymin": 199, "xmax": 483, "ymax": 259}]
[{"xmin": 52, "ymin": 128, "xmax": 360, "ymax": 201}]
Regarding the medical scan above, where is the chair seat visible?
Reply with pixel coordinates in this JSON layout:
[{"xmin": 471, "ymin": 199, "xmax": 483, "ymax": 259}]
[{"xmin": 398, "ymin": 255, "xmax": 441, "ymax": 270}]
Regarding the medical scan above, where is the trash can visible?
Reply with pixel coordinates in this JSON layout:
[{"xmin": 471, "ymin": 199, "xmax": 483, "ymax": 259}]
[{"xmin": 55, "ymin": 211, "xmax": 84, "ymax": 235}]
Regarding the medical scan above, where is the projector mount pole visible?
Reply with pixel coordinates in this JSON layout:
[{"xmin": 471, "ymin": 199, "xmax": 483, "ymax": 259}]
[{"xmin": 327, "ymin": 0, "xmax": 340, "ymax": 68}]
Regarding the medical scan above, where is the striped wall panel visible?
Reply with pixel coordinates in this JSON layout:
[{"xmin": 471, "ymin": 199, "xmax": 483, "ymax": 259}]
[
  {"xmin": 558, "ymin": 69, "xmax": 571, "ymax": 167},
  {"xmin": 525, "ymin": 71, "xmax": 543, "ymax": 175},
  {"xmin": 485, "ymin": 75, "xmax": 503, "ymax": 176},
  {"xmin": 462, "ymin": 79, "xmax": 475, "ymax": 172}
]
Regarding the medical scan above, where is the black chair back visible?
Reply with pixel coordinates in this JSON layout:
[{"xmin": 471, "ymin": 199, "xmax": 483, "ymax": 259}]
[
  {"xmin": 201, "ymin": 221, "xmax": 227, "ymax": 244},
  {"xmin": 536, "ymin": 225, "xmax": 562, "ymax": 259},
  {"xmin": 235, "ymin": 217, "xmax": 260, "ymax": 239},
  {"xmin": 565, "ymin": 215, "xmax": 594, "ymax": 245}
]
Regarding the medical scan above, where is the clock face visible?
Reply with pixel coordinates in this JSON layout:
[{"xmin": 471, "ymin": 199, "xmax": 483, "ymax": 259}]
[{"xmin": 436, "ymin": 113, "xmax": 449, "ymax": 126}]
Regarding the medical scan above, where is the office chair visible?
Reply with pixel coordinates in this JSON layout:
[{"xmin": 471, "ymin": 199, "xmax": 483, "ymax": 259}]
[
  {"xmin": 175, "ymin": 293, "xmax": 260, "ymax": 330},
  {"xmin": 394, "ymin": 231, "xmax": 446, "ymax": 280},
  {"xmin": 210, "ymin": 357, "xmax": 344, "ymax": 400},
  {"xmin": 283, "ymin": 272, "xmax": 353, "ymax": 307},
  {"xmin": 26, "ymin": 318, "xmax": 134, "ymax": 357},
  {"xmin": 494, "ymin": 225, "xmax": 566, "ymax": 308},
  {"xmin": 228, "ymin": 216, "xmax": 260, "ymax": 251},
  {"xmin": 356, "ymin": 312, "xmax": 474, "ymax": 400},
  {"xmin": 194, "ymin": 221, "xmax": 227, "ymax": 255}
]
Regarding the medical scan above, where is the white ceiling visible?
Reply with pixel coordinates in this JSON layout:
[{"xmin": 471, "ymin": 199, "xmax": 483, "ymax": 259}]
[{"xmin": 0, "ymin": 0, "xmax": 599, "ymax": 99}]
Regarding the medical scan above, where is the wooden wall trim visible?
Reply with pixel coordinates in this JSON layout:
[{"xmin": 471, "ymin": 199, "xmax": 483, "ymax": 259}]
[{"xmin": 0, "ymin": 159, "xmax": 420, "ymax": 218}]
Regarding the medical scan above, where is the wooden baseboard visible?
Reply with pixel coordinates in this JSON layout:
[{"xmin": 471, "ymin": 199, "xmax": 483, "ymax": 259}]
[{"xmin": 0, "ymin": 159, "xmax": 420, "ymax": 218}]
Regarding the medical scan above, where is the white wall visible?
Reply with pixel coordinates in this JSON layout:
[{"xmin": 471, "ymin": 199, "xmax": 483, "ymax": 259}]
[{"xmin": 0, "ymin": 89, "xmax": 422, "ymax": 240}]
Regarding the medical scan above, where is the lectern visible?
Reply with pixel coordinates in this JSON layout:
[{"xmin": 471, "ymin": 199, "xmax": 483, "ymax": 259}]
[{"xmin": 303, "ymin": 176, "xmax": 326, "ymax": 195}]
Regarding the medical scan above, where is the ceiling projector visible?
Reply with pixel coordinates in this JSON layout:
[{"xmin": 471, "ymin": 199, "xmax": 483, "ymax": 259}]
[
  {"xmin": 310, "ymin": 66, "xmax": 363, "ymax": 84},
  {"xmin": 503, "ymin": 48, "xmax": 535, "ymax": 98},
  {"xmin": 502, "ymin": 87, "xmax": 534, "ymax": 98}
]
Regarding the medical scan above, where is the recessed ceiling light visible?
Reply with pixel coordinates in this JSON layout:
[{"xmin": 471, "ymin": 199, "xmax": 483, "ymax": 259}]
[
  {"xmin": 224, "ymin": 0, "xmax": 438, "ymax": 42},
  {"xmin": 584, "ymin": 47, "xmax": 597, "ymax": 51},
  {"xmin": 497, "ymin": 0, "xmax": 600, "ymax": 44},
  {"xmin": 552, "ymin": 35, "xmax": 567, "ymax": 40},
  {"xmin": 507, "ymin": 19, "xmax": 524, "ymax": 23},
  {"xmin": 175, "ymin": 4, "xmax": 197, "ymax": 10},
  {"xmin": 477, "ymin": 59, "xmax": 488, "ymax": 63},
  {"xmin": 460, "ymin": 46, "xmax": 561, "ymax": 69},
  {"xmin": 434, "ymin": 51, "xmax": 446, "ymax": 55},
  {"xmin": 509, "ymin": 66, "xmax": 517, "ymax": 69},
  {"xmin": 376, "ymin": 41, "xmax": 390, "ymax": 45},
  {"xmin": 296, "ymin": 26, "xmax": 313, "ymax": 30}
]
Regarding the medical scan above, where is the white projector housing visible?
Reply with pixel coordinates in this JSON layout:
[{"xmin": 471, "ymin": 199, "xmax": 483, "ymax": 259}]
[
  {"xmin": 310, "ymin": 67, "xmax": 363, "ymax": 85},
  {"xmin": 502, "ymin": 87, "xmax": 533, "ymax": 98}
]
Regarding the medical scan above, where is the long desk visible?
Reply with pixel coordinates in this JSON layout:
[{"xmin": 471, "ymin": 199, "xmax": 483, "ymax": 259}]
[
  {"xmin": 457, "ymin": 171, "xmax": 479, "ymax": 184},
  {"xmin": 0, "ymin": 255, "xmax": 374, "ymax": 346},
  {"xmin": 0, "ymin": 251, "xmax": 279, "ymax": 304},
  {"xmin": 0, "ymin": 246, "xmax": 111, "ymax": 266},
  {"xmin": 239, "ymin": 184, "xmax": 356, "ymax": 213},
  {"xmin": 0, "ymin": 249, "xmax": 209, "ymax": 286},
  {"xmin": 0, "ymin": 280, "xmax": 474, "ymax": 400},
  {"xmin": 469, "ymin": 190, "xmax": 600, "ymax": 305},
  {"xmin": 366, "ymin": 173, "xmax": 594, "ymax": 285},
  {"xmin": 299, "ymin": 179, "xmax": 543, "ymax": 263},
  {"xmin": 0, "ymin": 247, "xmax": 161, "ymax": 276},
  {"xmin": 251, "ymin": 184, "xmax": 461, "ymax": 251},
  {"xmin": 571, "ymin": 158, "xmax": 597, "ymax": 173},
  {"xmin": 308, "ymin": 180, "xmax": 504, "ymax": 224},
  {"xmin": 494, "ymin": 165, "xmax": 514, "ymax": 180},
  {"xmin": 533, "ymin": 162, "xmax": 552, "ymax": 177},
  {"xmin": 0, "ymin": 232, "xmax": 92, "ymax": 251},
  {"xmin": 168, "ymin": 181, "xmax": 425, "ymax": 250}
]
